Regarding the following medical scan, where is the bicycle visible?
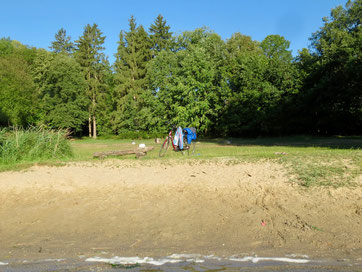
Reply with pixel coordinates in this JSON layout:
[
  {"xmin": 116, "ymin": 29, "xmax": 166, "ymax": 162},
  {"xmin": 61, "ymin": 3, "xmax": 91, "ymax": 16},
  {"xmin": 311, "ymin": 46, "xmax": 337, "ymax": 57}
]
[{"xmin": 159, "ymin": 127, "xmax": 196, "ymax": 157}]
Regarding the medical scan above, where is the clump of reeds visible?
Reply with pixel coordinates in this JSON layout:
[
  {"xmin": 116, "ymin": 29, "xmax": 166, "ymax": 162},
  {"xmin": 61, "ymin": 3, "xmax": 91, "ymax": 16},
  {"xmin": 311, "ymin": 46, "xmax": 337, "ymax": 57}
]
[{"xmin": 0, "ymin": 126, "xmax": 73, "ymax": 164}]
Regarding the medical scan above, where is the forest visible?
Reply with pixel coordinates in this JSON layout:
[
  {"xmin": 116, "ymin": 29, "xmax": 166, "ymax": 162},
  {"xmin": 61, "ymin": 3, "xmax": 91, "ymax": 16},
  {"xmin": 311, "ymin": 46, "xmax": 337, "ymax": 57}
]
[{"xmin": 0, "ymin": 0, "xmax": 360, "ymax": 138}]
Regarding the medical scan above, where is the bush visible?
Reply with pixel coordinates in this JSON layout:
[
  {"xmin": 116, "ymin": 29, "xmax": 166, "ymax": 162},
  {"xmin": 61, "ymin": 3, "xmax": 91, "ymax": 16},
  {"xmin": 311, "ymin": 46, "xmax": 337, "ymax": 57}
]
[{"xmin": 0, "ymin": 126, "xmax": 73, "ymax": 164}]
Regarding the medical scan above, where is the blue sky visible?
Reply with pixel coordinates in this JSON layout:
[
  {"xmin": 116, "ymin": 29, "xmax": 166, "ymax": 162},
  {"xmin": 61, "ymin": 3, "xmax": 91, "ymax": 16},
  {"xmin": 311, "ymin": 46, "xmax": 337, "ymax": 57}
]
[{"xmin": 1, "ymin": 0, "xmax": 347, "ymax": 63}]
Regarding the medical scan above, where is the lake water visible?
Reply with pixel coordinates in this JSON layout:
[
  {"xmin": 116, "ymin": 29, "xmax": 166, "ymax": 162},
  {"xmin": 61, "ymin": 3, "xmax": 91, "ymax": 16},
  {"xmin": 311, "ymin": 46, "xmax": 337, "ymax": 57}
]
[{"xmin": 2, "ymin": 254, "xmax": 362, "ymax": 272}]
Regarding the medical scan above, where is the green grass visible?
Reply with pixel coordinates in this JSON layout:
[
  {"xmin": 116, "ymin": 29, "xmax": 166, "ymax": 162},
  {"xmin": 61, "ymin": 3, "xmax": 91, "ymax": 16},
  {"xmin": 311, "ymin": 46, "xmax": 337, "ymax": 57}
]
[
  {"xmin": 1, "ymin": 133, "xmax": 361, "ymax": 188},
  {"xmin": 0, "ymin": 126, "xmax": 72, "ymax": 171}
]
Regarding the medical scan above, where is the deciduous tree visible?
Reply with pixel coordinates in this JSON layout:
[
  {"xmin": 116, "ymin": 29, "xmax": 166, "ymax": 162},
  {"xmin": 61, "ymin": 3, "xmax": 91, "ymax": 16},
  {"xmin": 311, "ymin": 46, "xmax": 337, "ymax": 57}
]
[
  {"xmin": 0, "ymin": 39, "xmax": 38, "ymax": 126},
  {"xmin": 32, "ymin": 50, "xmax": 88, "ymax": 132},
  {"xmin": 298, "ymin": 0, "xmax": 361, "ymax": 134}
]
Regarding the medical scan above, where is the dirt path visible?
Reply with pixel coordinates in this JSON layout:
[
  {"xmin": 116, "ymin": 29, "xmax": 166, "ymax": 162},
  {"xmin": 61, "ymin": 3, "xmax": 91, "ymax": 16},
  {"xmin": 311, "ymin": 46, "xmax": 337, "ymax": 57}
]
[{"xmin": 0, "ymin": 160, "xmax": 361, "ymax": 261}]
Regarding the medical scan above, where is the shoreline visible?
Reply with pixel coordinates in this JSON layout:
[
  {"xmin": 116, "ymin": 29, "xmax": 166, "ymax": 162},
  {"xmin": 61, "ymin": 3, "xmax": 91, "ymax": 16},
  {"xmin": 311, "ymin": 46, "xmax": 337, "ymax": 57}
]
[{"xmin": 1, "ymin": 254, "xmax": 362, "ymax": 272}]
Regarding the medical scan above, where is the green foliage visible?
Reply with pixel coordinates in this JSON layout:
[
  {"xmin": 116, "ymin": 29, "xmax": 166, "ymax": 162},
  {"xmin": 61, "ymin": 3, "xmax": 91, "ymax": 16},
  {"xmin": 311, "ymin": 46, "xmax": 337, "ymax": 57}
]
[
  {"xmin": 226, "ymin": 33, "xmax": 261, "ymax": 55},
  {"xmin": 221, "ymin": 33, "xmax": 300, "ymax": 136},
  {"xmin": 49, "ymin": 28, "xmax": 74, "ymax": 54},
  {"xmin": 8, "ymin": 40, "xmax": 37, "ymax": 65},
  {"xmin": 0, "ymin": 53, "xmax": 38, "ymax": 126},
  {"xmin": 32, "ymin": 50, "xmax": 89, "ymax": 132},
  {"xmin": 0, "ymin": 3, "xmax": 360, "ymax": 138},
  {"xmin": 261, "ymin": 34, "xmax": 293, "ymax": 63},
  {"xmin": 112, "ymin": 16, "xmax": 153, "ymax": 133},
  {"xmin": 149, "ymin": 14, "xmax": 173, "ymax": 53},
  {"xmin": 147, "ymin": 28, "xmax": 228, "ymax": 134},
  {"xmin": 0, "ymin": 126, "xmax": 72, "ymax": 165},
  {"xmin": 75, "ymin": 23, "xmax": 108, "ymax": 138},
  {"xmin": 298, "ymin": 0, "xmax": 362, "ymax": 135},
  {"xmin": 101, "ymin": 130, "xmax": 164, "ymax": 139},
  {"xmin": 0, "ymin": 37, "xmax": 13, "ymax": 56}
]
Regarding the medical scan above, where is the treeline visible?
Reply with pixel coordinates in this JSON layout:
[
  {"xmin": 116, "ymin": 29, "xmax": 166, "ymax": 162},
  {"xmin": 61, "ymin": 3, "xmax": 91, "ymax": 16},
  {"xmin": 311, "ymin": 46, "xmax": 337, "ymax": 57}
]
[{"xmin": 0, "ymin": 1, "xmax": 361, "ymax": 137}]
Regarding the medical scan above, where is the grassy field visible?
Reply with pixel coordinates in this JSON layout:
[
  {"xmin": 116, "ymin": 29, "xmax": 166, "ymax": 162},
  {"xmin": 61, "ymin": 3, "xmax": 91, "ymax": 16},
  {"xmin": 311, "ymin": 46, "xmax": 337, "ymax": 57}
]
[
  {"xmin": 69, "ymin": 136, "xmax": 362, "ymax": 188},
  {"xmin": 1, "ymin": 134, "xmax": 361, "ymax": 188}
]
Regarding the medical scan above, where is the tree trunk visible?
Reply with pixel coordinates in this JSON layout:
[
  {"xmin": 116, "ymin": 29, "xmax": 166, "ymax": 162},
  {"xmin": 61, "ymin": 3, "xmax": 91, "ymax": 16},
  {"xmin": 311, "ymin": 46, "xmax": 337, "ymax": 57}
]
[
  {"xmin": 88, "ymin": 71, "xmax": 92, "ymax": 138},
  {"xmin": 92, "ymin": 90, "xmax": 97, "ymax": 139},
  {"xmin": 93, "ymin": 115, "xmax": 97, "ymax": 139},
  {"xmin": 88, "ymin": 115, "xmax": 92, "ymax": 137}
]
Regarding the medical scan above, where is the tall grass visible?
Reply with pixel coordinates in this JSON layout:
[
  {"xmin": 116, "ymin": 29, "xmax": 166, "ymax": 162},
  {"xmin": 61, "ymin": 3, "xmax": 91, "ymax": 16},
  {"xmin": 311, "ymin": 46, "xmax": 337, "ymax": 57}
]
[{"xmin": 0, "ymin": 126, "xmax": 73, "ymax": 166}]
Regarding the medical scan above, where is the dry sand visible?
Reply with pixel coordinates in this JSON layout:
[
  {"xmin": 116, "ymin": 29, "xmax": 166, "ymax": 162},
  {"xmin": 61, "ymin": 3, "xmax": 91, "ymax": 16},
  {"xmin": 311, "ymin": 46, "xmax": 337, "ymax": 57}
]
[{"xmin": 0, "ymin": 159, "xmax": 361, "ymax": 262}]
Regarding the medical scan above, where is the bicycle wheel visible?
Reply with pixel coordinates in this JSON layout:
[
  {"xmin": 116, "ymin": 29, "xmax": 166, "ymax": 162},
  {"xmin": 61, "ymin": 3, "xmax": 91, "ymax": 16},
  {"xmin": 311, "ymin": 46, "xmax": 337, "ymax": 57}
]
[
  {"xmin": 189, "ymin": 141, "xmax": 196, "ymax": 155},
  {"xmin": 181, "ymin": 137, "xmax": 189, "ymax": 156},
  {"xmin": 181, "ymin": 138, "xmax": 196, "ymax": 156},
  {"xmin": 159, "ymin": 138, "xmax": 170, "ymax": 157}
]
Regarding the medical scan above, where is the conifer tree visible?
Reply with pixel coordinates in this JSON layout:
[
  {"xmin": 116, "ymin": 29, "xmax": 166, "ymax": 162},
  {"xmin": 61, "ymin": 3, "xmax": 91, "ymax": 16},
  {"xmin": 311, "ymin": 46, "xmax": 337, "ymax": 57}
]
[
  {"xmin": 149, "ymin": 14, "xmax": 172, "ymax": 54},
  {"xmin": 50, "ymin": 28, "xmax": 74, "ymax": 55},
  {"xmin": 74, "ymin": 23, "xmax": 106, "ymax": 138},
  {"xmin": 112, "ymin": 16, "xmax": 152, "ymax": 132}
]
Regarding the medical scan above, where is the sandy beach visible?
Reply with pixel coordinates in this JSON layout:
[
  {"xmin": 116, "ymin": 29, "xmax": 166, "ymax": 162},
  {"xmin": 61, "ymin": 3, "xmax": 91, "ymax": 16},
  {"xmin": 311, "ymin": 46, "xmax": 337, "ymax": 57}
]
[{"xmin": 0, "ymin": 160, "xmax": 361, "ymax": 267}]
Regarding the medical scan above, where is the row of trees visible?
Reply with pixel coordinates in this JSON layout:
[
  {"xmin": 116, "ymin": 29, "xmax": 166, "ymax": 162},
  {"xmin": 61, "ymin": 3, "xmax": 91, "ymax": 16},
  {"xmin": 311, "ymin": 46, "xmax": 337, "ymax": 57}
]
[{"xmin": 0, "ymin": 0, "xmax": 361, "ymax": 137}]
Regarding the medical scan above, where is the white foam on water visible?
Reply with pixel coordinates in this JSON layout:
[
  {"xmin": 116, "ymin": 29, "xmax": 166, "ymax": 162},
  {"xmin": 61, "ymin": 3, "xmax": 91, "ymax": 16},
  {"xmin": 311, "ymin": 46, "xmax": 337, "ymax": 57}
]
[
  {"xmin": 229, "ymin": 256, "xmax": 310, "ymax": 264},
  {"xmin": 86, "ymin": 256, "xmax": 183, "ymax": 266},
  {"xmin": 204, "ymin": 255, "xmax": 223, "ymax": 261},
  {"xmin": 286, "ymin": 254, "xmax": 309, "ymax": 259},
  {"xmin": 168, "ymin": 253, "xmax": 201, "ymax": 259},
  {"xmin": 167, "ymin": 253, "xmax": 205, "ymax": 263},
  {"xmin": 21, "ymin": 259, "xmax": 65, "ymax": 264},
  {"xmin": 86, "ymin": 254, "xmax": 209, "ymax": 266},
  {"xmin": 86, "ymin": 254, "xmax": 311, "ymax": 266},
  {"xmin": 0, "ymin": 261, "xmax": 8, "ymax": 265},
  {"xmin": 43, "ymin": 258, "xmax": 66, "ymax": 262}
]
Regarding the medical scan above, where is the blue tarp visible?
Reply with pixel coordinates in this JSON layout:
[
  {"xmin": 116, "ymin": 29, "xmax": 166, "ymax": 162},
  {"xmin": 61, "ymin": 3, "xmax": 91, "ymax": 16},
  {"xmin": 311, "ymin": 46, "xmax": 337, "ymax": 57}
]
[{"xmin": 184, "ymin": 127, "xmax": 197, "ymax": 144}]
